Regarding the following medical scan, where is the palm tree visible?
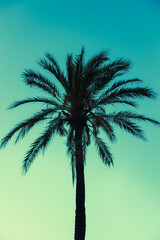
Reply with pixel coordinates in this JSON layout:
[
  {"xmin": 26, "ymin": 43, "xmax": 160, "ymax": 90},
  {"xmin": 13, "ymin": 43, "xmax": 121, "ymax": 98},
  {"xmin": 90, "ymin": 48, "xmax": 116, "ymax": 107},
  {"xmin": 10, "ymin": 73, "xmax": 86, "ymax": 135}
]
[{"xmin": 0, "ymin": 48, "xmax": 159, "ymax": 240}]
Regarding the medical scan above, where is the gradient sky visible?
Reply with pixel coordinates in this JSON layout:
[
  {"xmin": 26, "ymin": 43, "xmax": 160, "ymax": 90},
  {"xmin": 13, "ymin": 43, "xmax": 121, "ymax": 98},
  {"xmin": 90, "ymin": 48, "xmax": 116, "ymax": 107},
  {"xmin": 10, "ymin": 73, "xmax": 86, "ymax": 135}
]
[{"xmin": 0, "ymin": 0, "xmax": 160, "ymax": 240}]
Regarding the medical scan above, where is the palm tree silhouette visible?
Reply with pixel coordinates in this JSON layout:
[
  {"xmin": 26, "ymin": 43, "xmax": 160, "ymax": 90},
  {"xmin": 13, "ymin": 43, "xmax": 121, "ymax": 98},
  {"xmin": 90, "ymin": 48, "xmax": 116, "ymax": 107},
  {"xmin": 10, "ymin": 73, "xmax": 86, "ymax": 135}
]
[{"xmin": 0, "ymin": 48, "xmax": 159, "ymax": 240}]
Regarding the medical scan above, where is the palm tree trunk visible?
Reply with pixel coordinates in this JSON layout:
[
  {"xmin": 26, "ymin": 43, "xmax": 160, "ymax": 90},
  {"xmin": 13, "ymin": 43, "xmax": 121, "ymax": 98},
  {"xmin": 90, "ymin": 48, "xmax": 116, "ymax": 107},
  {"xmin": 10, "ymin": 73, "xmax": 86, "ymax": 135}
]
[{"xmin": 74, "ymin": 127, "xmax": 86, "ymax": 240}]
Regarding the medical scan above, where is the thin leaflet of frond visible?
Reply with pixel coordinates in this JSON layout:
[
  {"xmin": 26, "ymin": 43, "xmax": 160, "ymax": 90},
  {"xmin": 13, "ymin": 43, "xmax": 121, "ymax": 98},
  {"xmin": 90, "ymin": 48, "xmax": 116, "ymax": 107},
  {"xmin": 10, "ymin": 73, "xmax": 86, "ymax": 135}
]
[
  {"xmin": 94, "ymin": 105, "xmax": 106, "ymax": 114},
  {"xmin": 0, "ymin": 108, "xmax": 55, "ymax": 148},
  {"xmin": 22, "ymin": 119, "xmax": 58, "ymax": 174},
  {"xmin": 8, "ymin": 97, "xmax": 60, "ymax": 109},
  {"xmin": 98, "ymin": 87, "xmax": 157, "ymax": 105},
  {"xmin": 22, "ymin": 69, "xmax": 61, "ymax": 99},
  {"xmin": 113, "ymin": 111, "xmax": 160, "ymax": 126},
  {"xmin": 94, "ymin": 136, "xmax": 113, "ymax": 166},
  {"xmin": 37, "ymin": 58, "xmax": 69, "ymax": 93}
]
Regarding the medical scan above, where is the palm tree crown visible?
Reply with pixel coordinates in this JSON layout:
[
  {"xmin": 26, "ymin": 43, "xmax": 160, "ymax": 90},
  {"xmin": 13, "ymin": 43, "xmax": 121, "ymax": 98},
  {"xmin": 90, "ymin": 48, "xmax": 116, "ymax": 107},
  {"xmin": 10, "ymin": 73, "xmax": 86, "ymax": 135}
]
[
  {"xmin": 0, "ymin": 48, "xmax": 159, "ymax": 240},
  {"xmin": 1, "ymin": 49, "xmax": 159, "ymax": 177}
]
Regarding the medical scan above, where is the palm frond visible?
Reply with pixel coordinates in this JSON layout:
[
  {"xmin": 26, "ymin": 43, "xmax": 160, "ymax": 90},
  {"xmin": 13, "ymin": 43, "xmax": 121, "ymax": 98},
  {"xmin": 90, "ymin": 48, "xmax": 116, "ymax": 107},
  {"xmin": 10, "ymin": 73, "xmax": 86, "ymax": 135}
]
[
  {"xmin": 0, "ymin": 108, "xmax": 55, "ymax": 148},
  {"xmin": 85, "ymin": 50, "xmax": 110, "ymax": 70},
  {"xmin": 37, "ymin": 56, "xmax": 69, "ymax": 92},
  {"xmin": 111, "ymin": 118, "xmax": 146, "ymax": 140},
  {"xmin": 22, "ymin": 119, "xmax": 58, "ymax": 174},
  {"xmin": 66, "ymin": 128, "xmax": 76, "ymax": 185},
  {"xmin": 45, "ymin": 52, "xmax": 63, "ymax": 76},
  {"xmin": 108, "ymin": 78, "xmax": 142, "ymax": 92},
  {"xmin": 103, "ymin": 58, "xmax": 131, "ymax": 77},
  {"xmin": 98, "ymin": 87, "xmax": 157, "ymax": 105},
  {"xmin": 113, "ymin": 111, "xmax": 160, "ymax": 126},
  {"xmin": 56, "ymin": 113, "xmax": 68, "ymax": 136},
  {"xmin": 87, "ymin": 119, "xmax": 99, "ymax": 137},
  {"xmin": 105, "ymin": 99, "xmax": 138, "ymax": 107},
  {"xmin": 94, "ymin": 136, "xmax": 113, "ymax": 166},
  {"xmin": 8, "ymin": 97, "xmax": 59, "ymax": 109},
  {"xmin": 22, "ymin": 69, "xmax": 61, "ymax": 99}
]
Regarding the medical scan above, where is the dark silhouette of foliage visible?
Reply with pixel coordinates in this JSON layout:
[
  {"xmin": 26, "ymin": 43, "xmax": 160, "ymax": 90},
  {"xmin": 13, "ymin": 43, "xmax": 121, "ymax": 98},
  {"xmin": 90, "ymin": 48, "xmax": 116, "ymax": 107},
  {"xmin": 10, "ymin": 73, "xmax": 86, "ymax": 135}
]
[{"xmin": 0, "ymin": 48, "xmax": 159, "ymax": 240}]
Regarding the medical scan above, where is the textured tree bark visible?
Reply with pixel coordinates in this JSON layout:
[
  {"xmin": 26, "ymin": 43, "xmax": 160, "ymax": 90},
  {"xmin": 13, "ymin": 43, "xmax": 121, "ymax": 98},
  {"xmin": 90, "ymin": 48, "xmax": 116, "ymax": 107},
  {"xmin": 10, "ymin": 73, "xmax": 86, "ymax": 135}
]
[{"xmin": 74, "ymin": 127, "xmax": 86, "ymax": 240}]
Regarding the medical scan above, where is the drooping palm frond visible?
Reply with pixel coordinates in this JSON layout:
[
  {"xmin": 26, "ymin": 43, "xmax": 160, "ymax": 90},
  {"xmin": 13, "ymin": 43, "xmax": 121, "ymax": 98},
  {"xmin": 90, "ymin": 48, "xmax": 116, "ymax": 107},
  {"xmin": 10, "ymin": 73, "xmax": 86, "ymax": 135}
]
[
  {"xmin": 8, "ymin": 97, "xmax": 59, "ymax": 109},
  {"xmin": 66, "ymin": 128, "xmax": 76, "ymax": 184},
  {"xmin": 37, "ymin": 56, "xmax": 69, "ymax": 92},
  {"xmin": 22, "ymin": 69, "xmax": 61, "ymax": 99},
  {"xmin": 45, "ymin": 52, "xmax": 62, "ymax": 75},
  {"xmin": 56, "ymin": 113, "xmax": 68, "ymax": 137},
  {"xmin": 92, "ymin": 98, "xmax": 138, "ymax": 109},
  {"xmin": 100, "ymin": 120, "xmax": 117, "ymax": 143},
  {"xmin": 108, "ymin": 78, "xmax": 142, "ymax": 92},
  {"xmin": 98, "ymin": 86, "xmax": 157, "ymax": 105},
  {"xmin": 108, "ymin": 111, "xmax": 160, "ymax": 126},
  {"xmin": 22, "ymin": 118, "xmax": 58, "ymax": 174},
  {"xmin": 85, "ymin": 50, "xmax": 110, "ymax": 70},
  {"xmin": 105, "ymin": 99, "xmax": 138, "ymax": 107},
  {"xmin": 94, "ymin": 136, "xmax": 113, "ymax": 166},
  {"xmin": 0, "ymin": 108, "xmax": 55, "ymax": 148},
  {"xmin": 108, "ymin": 117, "xmax": 147, "ymax": 140},
  {"xmin": 103, "ymin": 58, "xmax": 131, "ymax": 78}
]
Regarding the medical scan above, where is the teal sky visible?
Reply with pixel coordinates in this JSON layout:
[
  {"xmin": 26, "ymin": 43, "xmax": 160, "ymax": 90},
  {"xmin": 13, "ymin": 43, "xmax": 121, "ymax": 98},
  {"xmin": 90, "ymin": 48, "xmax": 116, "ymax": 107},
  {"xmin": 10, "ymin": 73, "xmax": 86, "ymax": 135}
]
[{"xmin": 0, "ymin": 0, "xmax": 160, "ymax": 239}]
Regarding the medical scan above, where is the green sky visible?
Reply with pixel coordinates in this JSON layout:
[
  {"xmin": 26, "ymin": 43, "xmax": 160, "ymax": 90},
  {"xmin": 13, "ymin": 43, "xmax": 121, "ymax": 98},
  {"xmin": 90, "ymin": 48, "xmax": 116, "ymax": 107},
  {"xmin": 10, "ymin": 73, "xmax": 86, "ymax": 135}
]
[{"xmin": 0, "ymin": 0, "xmax": 160, "ymax": 239}]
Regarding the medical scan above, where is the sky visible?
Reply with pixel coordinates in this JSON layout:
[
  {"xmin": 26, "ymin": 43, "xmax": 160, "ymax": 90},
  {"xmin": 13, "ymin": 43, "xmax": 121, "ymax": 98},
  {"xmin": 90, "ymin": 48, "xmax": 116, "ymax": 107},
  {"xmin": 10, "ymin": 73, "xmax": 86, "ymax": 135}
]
[{"xmin": 0, "ymin": 0, "xmax": 160, "ymax": 239}]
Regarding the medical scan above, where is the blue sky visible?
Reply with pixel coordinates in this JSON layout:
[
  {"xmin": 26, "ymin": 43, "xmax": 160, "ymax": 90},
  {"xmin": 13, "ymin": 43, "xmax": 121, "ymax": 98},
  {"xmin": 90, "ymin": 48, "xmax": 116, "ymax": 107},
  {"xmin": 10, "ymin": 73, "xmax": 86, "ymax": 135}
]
[{"xmin": 0, "ymin": 0, "xmax": 160, "ymax": 240}]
